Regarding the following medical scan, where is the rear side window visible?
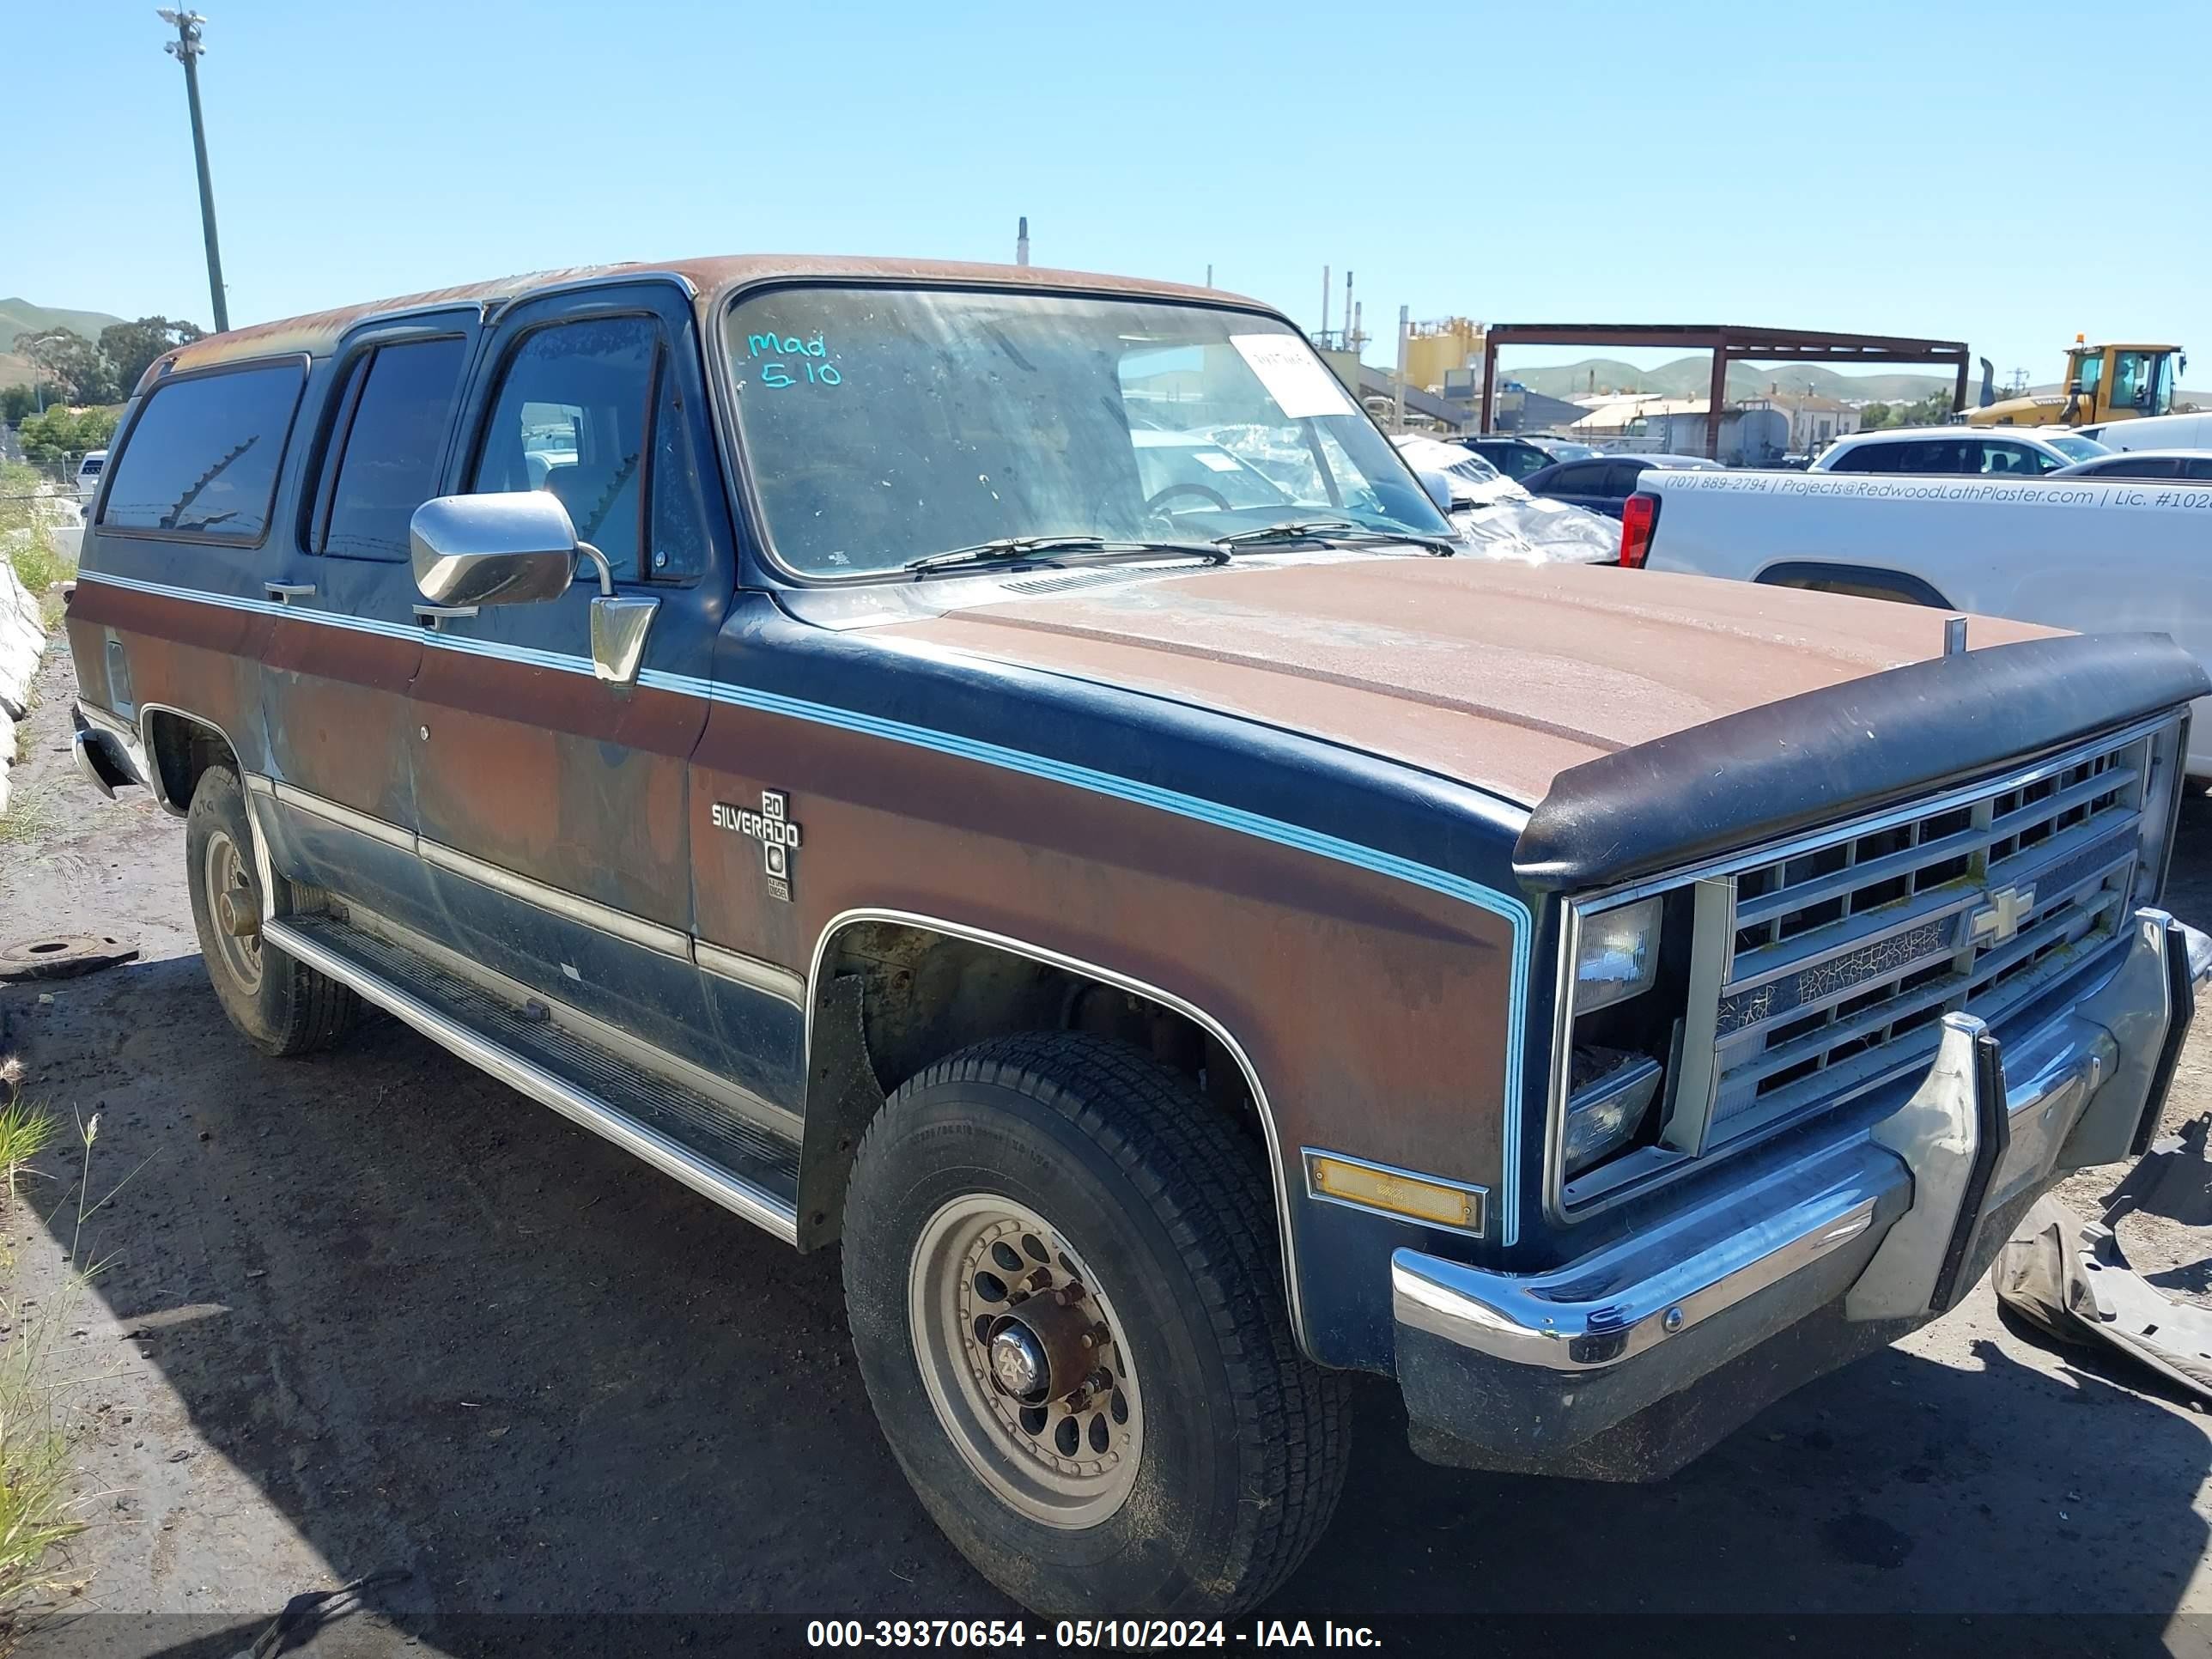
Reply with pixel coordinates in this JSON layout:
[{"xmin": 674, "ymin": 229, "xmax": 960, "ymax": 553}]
[
  {"xmin": 101, "ymin": 362, "xmax": 304, "ymax": 542},
  {"xmin": 319, "ymin": 337, "xmax": 469, "ymax": 560},
  {"xmin": 1894, "ymin": 440, "xmax": 1966, "ymax": 473}
]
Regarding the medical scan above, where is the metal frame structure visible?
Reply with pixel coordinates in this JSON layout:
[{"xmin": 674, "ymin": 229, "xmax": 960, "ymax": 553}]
[{"xmin": 1477, "ymin": 325, "xmax": 1972, "ymax": 459}]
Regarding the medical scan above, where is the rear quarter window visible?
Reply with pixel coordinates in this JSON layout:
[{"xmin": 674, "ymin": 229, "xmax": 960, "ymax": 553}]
[
  {"xmin": 100, "ymin": 362, "xmax": 305, "ymax": 544},
  {"xmin": 318, "ymin": 337, "xmax": 469, "ymax": 560}
]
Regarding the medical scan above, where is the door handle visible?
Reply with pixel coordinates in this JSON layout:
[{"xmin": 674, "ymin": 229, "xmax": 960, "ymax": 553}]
[
  {"xmin": 265, "ymin": 582, "xmax": 316, "ymax": 605},
  {"xmin": 413, "ymin": 604, "xmax": 479, "ymax": 632}
]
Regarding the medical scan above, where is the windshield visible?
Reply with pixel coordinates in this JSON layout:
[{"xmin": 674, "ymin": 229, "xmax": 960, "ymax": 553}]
[
  {"xmin": 2046, "ymin": 434, "xmax": 2109, "ymax": 463},
  {"xmin": 723, "ymin": 287, "xmax": 1451, "ymax": 577}
]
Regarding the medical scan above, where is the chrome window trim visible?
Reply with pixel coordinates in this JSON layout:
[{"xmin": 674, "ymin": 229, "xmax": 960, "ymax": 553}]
[
  {"xmin": 804, "ymin": 907, "xmax": 1310, "ymax": 1351},
  {"xmin": 1301, "ymin": 1147, "xmax": 1489, "ymax": 1240},
  {"xmin": 1540, "ymin": 712, "xmax": 2187, "ymax": 1228}
]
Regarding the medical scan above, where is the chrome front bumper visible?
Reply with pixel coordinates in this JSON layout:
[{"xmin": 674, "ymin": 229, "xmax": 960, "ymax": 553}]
[{"xmin": 1391, "ymin": 907, "xmax": 2208, "ymax": 1476}]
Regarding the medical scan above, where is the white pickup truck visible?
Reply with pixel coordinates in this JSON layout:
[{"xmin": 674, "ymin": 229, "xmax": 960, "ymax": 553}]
[{"xmin": 1625, "ymin": 468, "xmax": 2212, "ymax": 775}]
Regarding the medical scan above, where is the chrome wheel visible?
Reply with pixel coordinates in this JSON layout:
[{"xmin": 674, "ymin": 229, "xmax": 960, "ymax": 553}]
[
  {"xmin": 202, "ymin": 828, "xmax": 263, "ymax": 993},
  {"xmin": 909, "ymin": 1194, "xmax": 1143, "ymax": 1529}
]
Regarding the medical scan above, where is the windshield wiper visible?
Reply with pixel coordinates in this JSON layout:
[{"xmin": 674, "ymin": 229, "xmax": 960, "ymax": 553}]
[
  {"xmin": 1215, "ymin": 519, "xmax": 1460, "ymax": 556},
  {"xmin": 905, "ymin": 535, "xmax": 1225, "ymax": 577}
]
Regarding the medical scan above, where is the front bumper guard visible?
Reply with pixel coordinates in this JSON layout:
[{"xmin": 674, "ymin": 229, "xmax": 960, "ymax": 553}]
[{"xmin": 1391, "ymin": 907, "xmax": 2206, "ymax": 1471}]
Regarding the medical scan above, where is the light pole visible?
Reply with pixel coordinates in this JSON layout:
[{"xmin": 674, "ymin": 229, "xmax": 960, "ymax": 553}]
[{"xmin": 159, "ymin": 9, "xmax": 229, "ymax": 332}]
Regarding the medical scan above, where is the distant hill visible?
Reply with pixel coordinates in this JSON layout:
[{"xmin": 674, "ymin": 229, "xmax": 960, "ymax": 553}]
[
  {"xmin": 1504, "ymin": 355, "xmax": 1956, "ymax": 404},
  {"xmin": 0, "ymin": 298, "xmax": 131, "ymax": 390},
  {"xmin": 0, "ymin": 298, "xmax": 126, "ymax": 351}
]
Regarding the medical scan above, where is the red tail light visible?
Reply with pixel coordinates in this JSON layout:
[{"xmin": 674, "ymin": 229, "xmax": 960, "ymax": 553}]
[{"xmin": 1620, "ymin": 491, "xmax": 1659, "ymax": 568}]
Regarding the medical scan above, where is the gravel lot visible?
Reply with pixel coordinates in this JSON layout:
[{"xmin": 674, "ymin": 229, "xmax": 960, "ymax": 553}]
[{"xmin": 4, "ymin": 646, "xmax": 2211, "ymax": 1656}]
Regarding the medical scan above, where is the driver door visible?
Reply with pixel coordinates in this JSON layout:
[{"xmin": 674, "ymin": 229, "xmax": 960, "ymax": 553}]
[{"xmin": 405, "ymin": 282, "xmax": 740, "ymax": 1079}]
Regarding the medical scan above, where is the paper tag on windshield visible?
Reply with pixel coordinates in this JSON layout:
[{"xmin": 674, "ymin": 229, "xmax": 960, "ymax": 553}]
[{"xmin": 1231, "ymin": 334, "xmax": 1355, "ymax": 420}]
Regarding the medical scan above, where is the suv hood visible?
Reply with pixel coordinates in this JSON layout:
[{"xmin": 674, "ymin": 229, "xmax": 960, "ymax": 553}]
[{"xmin": 878, "ymin": 556, "xmax": 2057, "ymax": 807}]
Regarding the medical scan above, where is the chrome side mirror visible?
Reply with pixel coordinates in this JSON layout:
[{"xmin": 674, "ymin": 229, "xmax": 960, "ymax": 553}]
[
  {"xmin": 410, "ymin": 493, "xmax": 580, "ymax": 607},
  {"xmin": 409, "ymin": 491, "xmax": 658, "ymax": 686}
]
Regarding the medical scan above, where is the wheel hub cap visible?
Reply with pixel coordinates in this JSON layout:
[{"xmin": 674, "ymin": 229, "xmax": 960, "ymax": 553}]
[
  {"xmin": 909, "ymin": 1195, "xmax": 1143, "ymax": 1529},
  {"xmin": 988, "ymin": 1323, "xmax": 1049, "ymax": 1400}
]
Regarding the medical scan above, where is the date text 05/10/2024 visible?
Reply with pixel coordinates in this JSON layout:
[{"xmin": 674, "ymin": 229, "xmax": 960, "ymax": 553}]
[{"xmin": 804, "ymin": 1620, "xmax": 1383, "ymax": 1650}]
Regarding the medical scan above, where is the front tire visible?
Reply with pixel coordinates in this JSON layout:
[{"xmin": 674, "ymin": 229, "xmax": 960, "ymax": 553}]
[
  {"xmin": 842, "ymin": 1032, "xmax": 1349, "ymax": 1619},
  {"xmin": 184, "ymin": 764, "xmax": 359, "ymax": 1057}
]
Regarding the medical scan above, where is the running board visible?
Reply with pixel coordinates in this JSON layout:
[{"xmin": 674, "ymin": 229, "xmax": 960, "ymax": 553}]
[{"xmin": 264, "ymin": 912, "xmax": 802, "ymax": 1246}]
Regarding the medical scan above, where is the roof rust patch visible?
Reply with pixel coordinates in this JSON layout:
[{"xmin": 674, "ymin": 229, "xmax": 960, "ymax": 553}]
[{"xmin": 149, "ymin": 255, "xmax": 1256, "ymax": 389}]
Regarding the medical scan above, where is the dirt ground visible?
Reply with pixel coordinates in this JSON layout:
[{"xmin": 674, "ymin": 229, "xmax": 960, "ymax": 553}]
[{"xmin": 4, "ymin": 645, "xmax": 2212, "ymax": 1657}]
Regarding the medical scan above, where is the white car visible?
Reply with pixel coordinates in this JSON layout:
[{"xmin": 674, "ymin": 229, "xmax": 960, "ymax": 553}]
[
  {"xmin": 1624, "ymin": 466, "xmax": 2212, "ymax": 775},
  {"xmin": 2077, "ymin": 410, "xmax": 2212, "ymax": 453},
  {"xmin": 74, "ymin": 449, "xmax": 107, "ymax": 500},
  {"xmin": 2048, "ymin": 448, "xmax": 2212, "ymax": 482},
  {"xmin": 1813, "ymin": 426, "xmax": 2106, "ymax": 476},
  {"xmin": 1388, "ymin": 434, "xmax": 1620, "ymax": 564},
  {"xmin": 1389, "ymin": 434, "xmax": 1528, "ymax": 509}
]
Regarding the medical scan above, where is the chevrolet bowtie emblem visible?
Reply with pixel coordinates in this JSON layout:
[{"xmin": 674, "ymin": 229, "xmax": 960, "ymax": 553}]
[{"xmin": 1969, "ymin": 884, "xmax": 2035, "ymax": 946}]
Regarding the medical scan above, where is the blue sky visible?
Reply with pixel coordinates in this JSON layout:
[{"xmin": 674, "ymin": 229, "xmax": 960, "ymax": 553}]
[{"xmin": 13, "ymin": 2, "xmax": 2209, "ymax": 385}]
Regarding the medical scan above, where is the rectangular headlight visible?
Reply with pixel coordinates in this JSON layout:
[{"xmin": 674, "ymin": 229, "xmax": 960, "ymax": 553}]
[
  {"xmin": 1574, "ymin": 896, "xmax": 1662, "ymax": 1014},
  {"xmin": 1562, "ymin": 1053, "xmax": 1662, "ymax": 1176}
]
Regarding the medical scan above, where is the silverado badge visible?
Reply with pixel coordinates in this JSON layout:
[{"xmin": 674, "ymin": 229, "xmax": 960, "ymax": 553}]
[{"xmin": 714, "ymin": 791, "xmax": 803, "ymax": 902}]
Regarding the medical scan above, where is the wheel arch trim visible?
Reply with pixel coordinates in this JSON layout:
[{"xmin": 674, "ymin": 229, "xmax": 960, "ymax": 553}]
[
  {"xmin": 136, "ymin": 702, "xmax": 244, "ymax": 817},
  {"xmin": 804, "ymin": 906, "xmax": 1313, "ymax": 1352},
  {"xmin": 1752, "ymin": 560, "xmax": 1954, "ymax": 609}
]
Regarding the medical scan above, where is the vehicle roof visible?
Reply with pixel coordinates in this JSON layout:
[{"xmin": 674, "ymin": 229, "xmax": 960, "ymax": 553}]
[
  {"xmin": 148, "ymin": 255, "xmax": 1256, "ymax": 389},
  {"xmin": 2051, "ymin": 448, "xmax": 2212, "ymax": 475},
  {"xmin": 1832, "ymin": 425, "xmax": 2073, "ymax": 447},
  {"xmin": 2063, "ymin": 447, "xmax": 2212, "ymax": 461}
]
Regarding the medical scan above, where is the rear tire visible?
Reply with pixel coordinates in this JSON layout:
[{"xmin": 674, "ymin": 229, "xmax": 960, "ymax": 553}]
[
  {"xmin": 842, "ymin": 1031, "xmax": 1349, "ymax": 1619},
  {"xmin": 184, "ymin": 764, "xmax": 359, "ymax": 1057}
]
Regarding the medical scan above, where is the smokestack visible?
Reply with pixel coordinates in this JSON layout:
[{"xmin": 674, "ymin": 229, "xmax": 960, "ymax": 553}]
[
  {"xmin": 1016, "ymin": 216, "xmax": 1030, "ymax": 267},
  {"xmin": 1352, "ymin": 301, "xmax": 1362, "ymax": 354},
  {"xmin": 1395, "ymin": 305, "xmax": 1409, "ymax": 433},
  {"xmin": 1344, "ymin": 270, "xmax": 1353, "ymax": 345},
  {"xmin": 1205, "ymin": 264, "xmax": 1212, "ymax": 288},
  {"xmin": 1322, "ymin": 265, "xmax": 1331, "ymax": 338}
]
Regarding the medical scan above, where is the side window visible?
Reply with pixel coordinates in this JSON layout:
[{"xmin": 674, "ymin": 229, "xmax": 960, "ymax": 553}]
[
  {"xmin": 1896, "ymin": 441, "xmax": 1963, "ymax": 473},
  {"xmin": 1604, "ymin": 460, "xmax": 1646, "ymax": 495},
  {"xmin": 646, "ymin": 355, "xmax": 709, "ymax": 581},
  {"xmin": 319, "ymin": 337, "xmax": 469, "ymax": 560},
  {"xmin": 100, "ymin": 362, "xmax": 302, "ymax": 542},
  {"xmin": 1829, "ymin": 444, "xmax": 1885, "ymax": 474},
  {"xmin": 470, "ymin": 317, "xmax": 656, "ymax": 580},
  {"xmin": 2185, "ymin": 459, "xmax": 2212, "ymax": 481}
]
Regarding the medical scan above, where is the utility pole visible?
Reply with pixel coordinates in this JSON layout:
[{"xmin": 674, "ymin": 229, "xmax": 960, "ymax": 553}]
[{"xmin": 161, "ymin": 10, "xmax": 228, "ymax": 332}]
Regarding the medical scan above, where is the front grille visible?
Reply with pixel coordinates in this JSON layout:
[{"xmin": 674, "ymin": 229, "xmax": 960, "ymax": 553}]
[{"xmin": 1703, "ymin": 725, "xmax": 2160, "ymax": 1144}]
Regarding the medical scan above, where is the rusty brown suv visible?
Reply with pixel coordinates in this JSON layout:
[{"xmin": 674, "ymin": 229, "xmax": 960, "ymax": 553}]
[{"xmin": 64, "ymin": 255, "xmax": 2212, "ymax": 1618}]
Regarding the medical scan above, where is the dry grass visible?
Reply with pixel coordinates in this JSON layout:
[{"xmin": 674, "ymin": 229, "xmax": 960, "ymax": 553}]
[{"xmin": 0, "ymin": 1109, "xmax": 113, "ymax": 1629}]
